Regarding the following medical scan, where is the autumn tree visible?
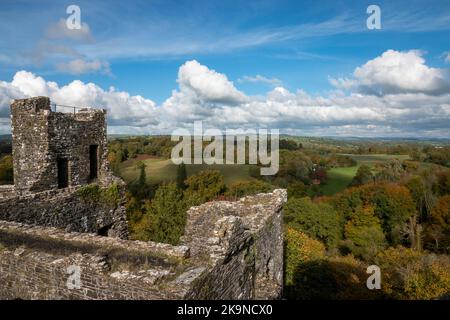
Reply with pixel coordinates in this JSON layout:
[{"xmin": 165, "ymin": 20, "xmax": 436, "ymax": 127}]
[
  {"xmin": 330, "ymin": 185, "xmax": 371, "ymax": 219},
  {"xmin": 372, "ymin": 184, "xmax": 417, "ymax": 245},
  {"xmin": 434, "ymin": 169, "xmax": 450, "ymax": 196},
  {"xmin": 284, "ymin": 227, "xmax": 325, "ymax": 299},
  {"xmin": 425, "ymin": 195, "xmax": 450, "ymax": 253},
  {"xmin": 107, "ymin": 151, "xmax": 121, "ymax": 174},
  {"xmin": 332, "ymin": 183, "xmax": 417, "ymax": 245},
  {"xmin": 311, "ymin": 166, "xmax": 327, "ymax": 184},
  {"xmin": 375, "ymin": 247, "xmax": 450, "ymax": 299}
]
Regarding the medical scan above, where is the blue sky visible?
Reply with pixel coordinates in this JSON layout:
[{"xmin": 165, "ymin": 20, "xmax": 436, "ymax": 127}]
[{"xmin": 0, "ymin": 0, "xmax": 450, "ymax": 136}]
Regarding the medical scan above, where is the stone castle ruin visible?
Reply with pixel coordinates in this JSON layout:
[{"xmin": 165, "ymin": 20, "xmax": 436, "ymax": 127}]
[
  {"xmin": 11, "ymin": 97, "xmax": 111, "ymax": 192},
  {"xmin": 0, "ymin": 96, "xmax": 285, "ymax": 300},
  {"xmin": 0, "ymin": 97, "xmax": 128, "ymax": 238}
]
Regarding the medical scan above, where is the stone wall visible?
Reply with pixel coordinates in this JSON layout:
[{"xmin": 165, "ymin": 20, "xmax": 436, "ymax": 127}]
[
  {"xmin": 0, "ymin": 189, "xmax": 286, "ymax": 300},
  {"xmin": 0, "ymin": 185, "xmax": 15, "ymax": 200},
  {"xmin": 0, "ymin": 221, "xmax": 191, "ymax": 300},
  {"xmin": 0, "ymin": 181, "xmax": 129, "ymax": 238},
  {"xmin": 11, "ymin": 96, "xmax": 110, "ymax": 193},
  {"xmin": 181, "ymin": 189, "xmax": 285, "ymax": 299},
  {"xmin": 10, "ymin": 97, "xmax": 51, "ymax": 192}
]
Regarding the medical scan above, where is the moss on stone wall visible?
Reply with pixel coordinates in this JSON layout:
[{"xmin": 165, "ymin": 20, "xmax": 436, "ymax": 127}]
[{"xmin": 76, "ymin": 183, "xmax": 120, "ymax": 206}]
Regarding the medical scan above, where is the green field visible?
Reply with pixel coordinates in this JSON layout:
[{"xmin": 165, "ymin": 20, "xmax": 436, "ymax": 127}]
[
  {"xmin": 318, "ymin": 166, "xmax": 359, "ymax": 196},
  {"xmin": 340, "ymin": 153, "xmax": 410, "ymax": 165},
  {"xmin": 119, "ymin": 157, "xmax": 256, "ymax": 186},
  {"xmin": 119, "ymin": 153, "xmax": 411, "ymax": 195},
  {"xmin": 319, "ymin": 154, "xmax": 410, "ymax": 196}
]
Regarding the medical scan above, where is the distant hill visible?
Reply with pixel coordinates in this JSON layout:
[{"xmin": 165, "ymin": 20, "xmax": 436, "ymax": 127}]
[{"xmin": 108, "ymin": 133, "xmax": 450, "ymax": 144}]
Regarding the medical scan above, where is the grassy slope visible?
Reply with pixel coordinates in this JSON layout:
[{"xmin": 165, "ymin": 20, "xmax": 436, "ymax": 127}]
[
  {"xmin": 119, "ymin": 153, "xmax": 412, "ymax": 195},
  {"xmin": 319, "ymin": 154, "xmax": 410, "ymax": 196},
  {"xmin": 119, "ymin": 157, "xmax": 256, "ymax": 186},
  {"xmin": 339, "ymin": 154, "xmax": 410, "ymax": 165},
  {"xmin": 319, "ymin": 166, "xmax": 359, "ymax": 196}
]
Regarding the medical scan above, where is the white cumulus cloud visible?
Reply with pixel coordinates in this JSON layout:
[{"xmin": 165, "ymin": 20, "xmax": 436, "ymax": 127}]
[
  {"xmin": 177, "ymin": 60, "xmax": 247, "ymax": 104},
  {"xmin": 0, "ymin": 71, "xmax": 157, "ymax": 127},
  {"xmin": 0, "ymin": 53, "xmax": 449, "ymax": 137},
  {"xmin": 331, "ymin": 50, "xmax": 450, "ymax": 95}
]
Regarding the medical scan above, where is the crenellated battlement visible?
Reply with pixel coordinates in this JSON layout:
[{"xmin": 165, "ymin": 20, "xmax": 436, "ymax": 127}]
[
  {"xmin": 10, "ymin": 97, "xmax": 110, "ymax": 192},
  {"xmin": 11, "ymin": 96, "xmax": 104, "ymax": 115}
]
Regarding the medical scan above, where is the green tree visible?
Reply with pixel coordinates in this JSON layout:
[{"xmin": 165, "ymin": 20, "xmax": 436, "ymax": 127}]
[
  {"xmin": 226, "ymin": 180, "xmax": 272, "ymax": 198},
  {"xmin": 287, "ymin": 181, "xmax": 308, "ymax": 199},
  {"xmin": 406, "ymin": 176, "xmax": 435, "ymax": 220},
  {"xmin": 350, "ymin": 164, "xmax": 373, "ymax": 186},
  {"xmin": 176, "ymin": 163, "xmax": 188, "ymax": 190},
  {"xmin": 125, "ymin": 193, "xmax": 146, "ymax": 236},
  {"xmin": 0, "ymin": 155, "xmax": 13, "ymax": 184},
  {"xmin": 286, "ymin": 247, "xmax": 380, "ymax": 299},
  {"xmin": 284, "ymin": 197, "xmax": 343, "ymax": 248},
  {"xmin": 331, "ymin": 186, "xmax": 366, "ymax": 219},
  {"xmin": 134, "ymin": 183, "xmax": 187, "ymax": 245},
  {"xmin": 184, "ymin": 170, "xmax": 226, "ymax": 206},
  {"xmin": 425, "ymin": 147, "xmax": 450, "ymax": 166},
  {"xmin": 276, "ymin": 150, "xmax": 313, "ymax": 184},
  {"xmin": 279, "ymin": 139, "xmax": 301, "ymax": 151},
  {"xmin": 373, "ymin": 184, "xmax": 417, "ymax": 245},
  {"xmin": 343, "ymin": 206, "xmax": 386, "ymax": 260},
  {"xmin": 129, "ymin": 161, "xmax": 152, "ymax": 199},
  {"xmin": 137, "ymin": 161, "xmax": 146, "ymax": 185}
]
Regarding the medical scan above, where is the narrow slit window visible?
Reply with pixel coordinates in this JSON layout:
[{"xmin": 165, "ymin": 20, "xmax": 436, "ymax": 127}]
[
  {"xmin": 89, "ymin": 145, "xmax": 98, "ymax": 181},
  {"xmin": 57, "ymin": 158, "xmax": 69, "ymax": 188}
]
